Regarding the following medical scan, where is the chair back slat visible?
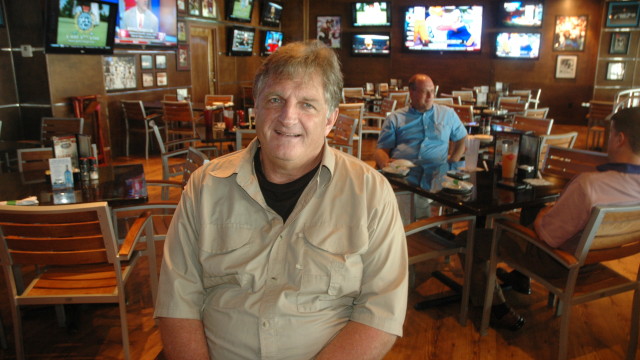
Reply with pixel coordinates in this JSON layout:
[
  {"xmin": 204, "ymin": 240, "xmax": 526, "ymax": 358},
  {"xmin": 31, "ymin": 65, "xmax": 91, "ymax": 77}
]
[
  {"xmin": 329, "ymin": 114, "xmax": 358, "ymax": 150},
  {"xmin": 512, "ymin": 115, "xmax": 553, "ymax": 135},
  {"xmin": 183, "ymin": 147, "xmax": 209, "ymax": 186},
  {"xmin": 587, "ymin": 100, "xmax": 614, "ymax": 127},
  {"xmin": 448, "ymin": 104, "xmax": 474, "ymax": 123},
  {"xmin": 41, "ymin": 117, "xmax": 84, "ymax": 143},
  {"xmin": 388, "ymin": 92, "xmax": 410, "ymax": 108},
  {"xmin": 121, "ymin": 100, "xmax": 147, "ymax": 121},
  {"xmin": 541, "ymin": 146, "xmax": 608, "ymax": 180},
  {"xmin": 6, "ymin": 235, "xmax": 104, "ymax": 252},
  {"xmin": 163, "ymin": 101, "xmax": 195, "ymax": 122},
  {"xmin": 204, "ymin": 95, "xmax": 234, "ymax": 107},
  {"xmin": 342, "ymin": 87, "xmax": 364, "ymax": 103},
  {"xmin": 17, "ymin": 148, "xmax": 54, "ymax": 172},
  {"xmin": 524, "ymin": 107, "xmax": 549, "ymax": 119}
]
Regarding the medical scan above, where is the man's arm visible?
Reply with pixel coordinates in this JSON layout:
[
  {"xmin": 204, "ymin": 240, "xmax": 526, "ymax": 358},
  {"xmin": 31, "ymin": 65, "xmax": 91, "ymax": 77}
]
[
  {"xmin": 315, "ymin": 321, "xmax": 397, "ymax": 360},
  {"xmin": 374, "ymin": 148, "xmax": 391, "ymax": 169},
  {"xmin": 158, "ymin": 317, "xmax": 210, "ymax": 360},
  {"xmin": 448, "ymin": 136, "xmax": 466, "ymax": 162}
]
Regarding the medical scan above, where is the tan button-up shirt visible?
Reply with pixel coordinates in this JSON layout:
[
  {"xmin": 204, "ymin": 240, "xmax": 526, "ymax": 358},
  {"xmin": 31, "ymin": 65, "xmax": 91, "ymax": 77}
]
[{"xmin": 155, "ymin": 139, "xmax": 408, "ymax": 359}]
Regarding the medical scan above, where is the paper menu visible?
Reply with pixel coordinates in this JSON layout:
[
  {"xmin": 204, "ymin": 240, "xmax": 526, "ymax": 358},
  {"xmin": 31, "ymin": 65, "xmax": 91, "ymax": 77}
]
[{"xmin": 48, "ymin": 157, "xmax": 73, "ymax": 189}]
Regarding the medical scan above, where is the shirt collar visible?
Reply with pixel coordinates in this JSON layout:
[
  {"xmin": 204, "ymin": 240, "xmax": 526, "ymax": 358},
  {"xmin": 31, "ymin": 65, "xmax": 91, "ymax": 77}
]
[{"xmin": 596, "ymin": 163, "xmax": 640, "ymax": 174}]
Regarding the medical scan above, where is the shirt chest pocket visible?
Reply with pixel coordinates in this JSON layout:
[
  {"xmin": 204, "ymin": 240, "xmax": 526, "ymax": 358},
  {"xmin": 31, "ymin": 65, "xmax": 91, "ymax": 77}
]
[
  {"xmin": 198, "ymin": 224, "xmax": 255, "ymax": 290},
  {"xmin": 296, "ymin": 224, "xmax": 368, "ymax": 313}
]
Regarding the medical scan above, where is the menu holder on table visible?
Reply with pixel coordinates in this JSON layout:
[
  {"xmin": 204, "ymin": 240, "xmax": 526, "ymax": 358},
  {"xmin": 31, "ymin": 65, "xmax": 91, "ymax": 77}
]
[
  {"xmin": 48, "ymin": 157, "xmax": 73, "ymax": 190},
  {"xmin": 52, "ymin": 135, "xmax": 79, "ymax": 169}
]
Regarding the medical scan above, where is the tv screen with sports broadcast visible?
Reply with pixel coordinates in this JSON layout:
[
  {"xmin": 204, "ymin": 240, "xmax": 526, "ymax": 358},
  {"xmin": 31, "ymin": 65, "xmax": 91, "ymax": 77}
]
[
  {"xmin": 115, "ymin": 0, "xmax": 177, "ymax": 47},
  {"xmin": 403, "ymin": 5, "xmax": 483, "ymax": 52},
  {"xmin": 501, "ymin": 1, "xmax": 544, "ymax": 27},
  {"xmin": 351, "ymin": 33, "xmax": 390, "ymax": 56},
  {"xmin": 45, "ymin": 0, "xmax": 118, "ymax": 54},
  {"xmin": 228, "ymin": 27, "xmax": 255, "ymax": 56},
  {"xmin": 261, "ymin": 0, "xmax": 283, "ymax": 27},
  {"xmin": 226, "ymin": 0, "xmax": 255, "ymax": 23},
  {"xmin": 262, "ymin": 30, "xmax": 282, "ymax": 56},
  {"xmin": 352, "ymin": 2, "xmax": 391, "ymax": 27},
  {"xmin": 495, "ymin": 32, "xmax": 540, "ymax": 59}
]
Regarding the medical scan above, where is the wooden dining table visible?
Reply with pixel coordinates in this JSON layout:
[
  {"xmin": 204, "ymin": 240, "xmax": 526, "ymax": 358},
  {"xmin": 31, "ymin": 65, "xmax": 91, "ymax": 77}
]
[{"xmin": 0, "ymin": 164, "xmax": 148, "ymax": 206}]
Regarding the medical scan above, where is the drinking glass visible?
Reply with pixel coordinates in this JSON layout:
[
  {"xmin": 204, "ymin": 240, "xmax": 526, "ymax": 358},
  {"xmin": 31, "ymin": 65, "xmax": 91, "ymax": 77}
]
[{"xmin": 501, "ymin": 140, "xmax": 518, "ymax": 179}]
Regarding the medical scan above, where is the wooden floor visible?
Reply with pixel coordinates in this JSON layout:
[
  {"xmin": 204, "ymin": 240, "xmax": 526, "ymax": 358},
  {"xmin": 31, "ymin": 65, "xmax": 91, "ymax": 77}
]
[{"xmin": 1, "ymin": 124, "xmax": 638, "ymax": 359}]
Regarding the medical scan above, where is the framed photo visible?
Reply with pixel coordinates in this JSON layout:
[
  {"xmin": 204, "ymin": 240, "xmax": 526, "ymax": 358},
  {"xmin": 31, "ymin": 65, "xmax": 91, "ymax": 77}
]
[
  {"xmin": 553, "ymin": 15, "xmax": 588, "ymax": 51},
  {"xmin": 317, "ymin": 16, "xmax": 341, "ymax": 49},
  {"xmin": 102, "ymin": 55, "xmax": 137, "ymax": 91},
  {"xmin": 609, "ymin": 32, "xmax": 630, "ymax": 54},
  {"xmin": 157, "ymin": 72, "xmax": 168, "ymax": 86},
  {"xmin": 555, "ymin": 55, "xmax": 578, "ymax": 79},
  {"xmin": 177, "ymin": 0, "xmax": 187, "ymax": 14},
  {"xmin": 177, "ymin": 44, "xmax": 190, "ymax": 71},
  {"xmin": 189, "ymin": 0, "xmax": 201, "ymax": 16},
  {"xmin": 178, "ymin": 21, "xmax": 188, "ymax": 42},
  {"xmin": 142, "ymin": 72, "xmax": 154, "ymax": 88},
  {"xmin": 140, "ymin": 54, "xmax": 153, "ymax": 70},
  {"xmin": 155, "ymin": 54, "xmax": 167, "ymax": 69},
  {"xmin": 202, "ymin": 0, "xmax": 217, "ymax": 18},
  {"xmin": 606, "ymin": 62, "xmax": 626, "ymax": 81},
  {"xmin": 606, "ymin": 1, "xmax": 640, "ymax": 27}
]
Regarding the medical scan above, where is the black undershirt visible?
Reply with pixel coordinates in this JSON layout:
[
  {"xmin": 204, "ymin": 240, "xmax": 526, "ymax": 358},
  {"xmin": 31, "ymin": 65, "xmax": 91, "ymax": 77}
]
[{"xmin": 254, "ymin": 149, "xmax": 320, "ymax": 222}]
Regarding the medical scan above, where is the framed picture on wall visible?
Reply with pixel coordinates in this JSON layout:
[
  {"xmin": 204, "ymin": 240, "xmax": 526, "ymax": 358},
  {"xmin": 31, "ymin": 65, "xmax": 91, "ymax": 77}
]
[
  {"xmin": 157, "ymin": 72, "xmax": 168, "ymax": 86},
  {"xmin": 317, "ymin": 16, "xmax": 341, "ymax": 49},
  {"xmin": 140, "ymin": 55, "xmax": 153, "ymax": 70},
  {"xmin": 606, "ymin": 1, "xmax": 640, "ymax": 27},
  {"xmin": 189, "ymin": 0, "xmax": 201, "ymax": 16},
  {"xmin": 606, "ymin": 62, "xmax": 626, "ymax": 81},
  {"xmin": 177, "ymin": 44, "xmax": 190, "ymax": 71},
  {"xmin": 555, "ymin": 55, "xmax": 577, "ymax": 79},
  {"xmin": 609, "ymin": 32, "xmax": 630, "ymax": 54},
  {"xmin": 142, "ymin": 72, "xmax": 154, "ymax": 88},
  {"xmin": 103, "ymin": 55, "xmax": 137, "ymax": 91},
  {"xmin": 155, "ymin": 54, "xmax": 167, "ymax": 69},
  {"xmin": 553, "ymin": 15, "xmax": 588, "ymax": 51},
  {"xmin": 202, "ymin": 0, "xmax": 217, "ymax": 18},
  {"xmin": 177, "ymin": 0, "xmax": 187, "ymax": 14},
  {"xmin": 178, "ymin": 21, "xmax": 188, "ymax": 42}
]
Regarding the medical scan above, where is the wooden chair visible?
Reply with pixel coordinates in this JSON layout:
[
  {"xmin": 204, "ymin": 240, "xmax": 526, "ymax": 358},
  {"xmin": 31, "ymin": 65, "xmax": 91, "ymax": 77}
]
[
  {"xmin": 204, "ymin": 94, "xmax": 234, "ymax": 108},
  {"xmin": 405, "ymin": 213, "xmax": 476, "ymax": 325},
  {"xmin": 40, "ymin": 117, "xmax": 84, "ymax": 145},
  {"xmin": 378, "ymin": 83, "xmax": 389, "ymax": 97},
  {"xmin": 529, "ymin": 88, "xmax": 542, "ymax": 108},
  {"xmin": 183, "ymin": 147, "xmax": 209, "ymax": 186},
  {"xmin": 439, "ymin": 93, "xmax": 462, "ymax": 105},
  {"xmin": 448, "ymin": 104, "xmax": 474, "ymax": 124},
  {"xmin": 17, "ymin": 147, "xmax": 53, "ymax": 172},
  {"xmin": 512, "ymin": 115, "xmax": 553, "ymax": 135},
  {"xmin": 433, "ymin": 97, "xmax": 455, "ymax": 105},
  {"xmin": 511, "ymin": 89, "xmax": 532, "ymax": 104},
  {"xmin": 452, "ymin": 90, "xmax": 475, "ymax": 104},
  {"xmin": 328, "ymin": 114, "xmax": 358, "ymax": 155},
  {"xmin": 0, "ymin": 202, "xmax": 156, "ymax": 360},
  {"xmin": 338, "ymin": 103, "xmax": 365, "ymax": 159},
  {"xmin": 162, "ymin": 100, "xmax": 200, "ymax": 141},
  {"xmin": 388, "ymin": 91, "xmax": 410, "ymax": 109},
  {"xmin": 540, "ymin": 145, "xmax": 608, "ymax": 181},
  {"xmin": 480, "ymin": 203, "xmax": 640, "ymax": 360},
  {"xmin": 163, "ymin": 94, "xmax": 178, "ymax": 101},
  {"xmin": 524, "ymin": 107, "xmax": 549, "ymax": 119},
  {"xmin": 341, "ymin": 87, "xmax": 364, "ymax": 103},
  {"xmin": 121, "ymin": 100, "xmax": 163, "ymax": 160},
  {"xmin": 615, "ymin": 88, "xmax": 640, "ymax": 106},
  {"xmin": 498, "ymin": 98, "xmax": 529, "ymax": 118},
  {"xmin": 586, "ymin": 100, "xmax": 614, "ymax": 151},
  {"xmin": 537, "ymin": 132, "xmax": 579, "ymax": 171},
  {"xmin": 362, "ymin": 98, "xmax": 396, "ymax": 136}
]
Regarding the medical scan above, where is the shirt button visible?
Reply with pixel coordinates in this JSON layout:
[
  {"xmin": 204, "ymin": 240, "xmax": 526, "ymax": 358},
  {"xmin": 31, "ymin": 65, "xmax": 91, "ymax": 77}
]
[
  {"xmin": 262, "ymin": 321, "xmax": 269, "ymax": 328},
  {"xmin": 271, "ymin": 276, "xmax": 277, "ymax": 281}
]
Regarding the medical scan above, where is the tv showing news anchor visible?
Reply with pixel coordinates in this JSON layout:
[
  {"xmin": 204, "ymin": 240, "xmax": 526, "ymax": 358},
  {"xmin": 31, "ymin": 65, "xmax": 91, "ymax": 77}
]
[{"xmin": 116, "ymin": 0, "xmax": 177, "ymax": 47}]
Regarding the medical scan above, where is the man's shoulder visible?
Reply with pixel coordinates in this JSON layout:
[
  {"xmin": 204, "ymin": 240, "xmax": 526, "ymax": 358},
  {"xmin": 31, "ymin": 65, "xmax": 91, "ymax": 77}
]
[{"xmin": 330, "ymin": 149, "xmax": 390, "ymax": 186}]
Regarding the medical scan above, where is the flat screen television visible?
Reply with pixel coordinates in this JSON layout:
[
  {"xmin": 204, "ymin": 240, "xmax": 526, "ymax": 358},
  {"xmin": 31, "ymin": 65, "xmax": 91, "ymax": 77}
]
[
  {"xmin": 261, "ymin": 30, "xmax": 283, "ymax": 56},
  {"xmin": 500, "ymin": 1, "xmax": 544, "ymax": 27},
  {"xmin": 260, "ymin": 0, "xmax": 283, "ymax": 27},
  {"xmin": 228, "ymin": 26, "xmax": 255, "ymax": 56},
  {"xmin": 115, "ymin": 0, "xmax": 177, "ymax": 47},
  {"xmin": 44, "ymin": 0, "xmax": 118, "ymax": 54},
  {"xmin": 403, "ymin": 5, "xmax": 483, "ymax": 52},
  {"xmin": 226, "ymin": 0, "xmax": 255, "ymax": 23},
  {"xmin": 352, "ymin": 2, "xmax": 391, "ymax": 27},
  {"xmin": 495, "ymin": 32, "xmax": 541, "ymax": 59},
  {"xmin": 351, "ymin": 33, "xmax": 390, "ymax": 56}
]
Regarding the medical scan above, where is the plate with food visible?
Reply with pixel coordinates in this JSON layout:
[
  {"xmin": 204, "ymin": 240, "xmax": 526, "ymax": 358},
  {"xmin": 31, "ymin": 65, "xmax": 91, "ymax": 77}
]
[
  {"xmin": 382, "ymin": 159, "xmax": 416, "ymax": 177},
  {"xmin": 441, "ymin": 178, "xmax": 474, "ymax": 194}
]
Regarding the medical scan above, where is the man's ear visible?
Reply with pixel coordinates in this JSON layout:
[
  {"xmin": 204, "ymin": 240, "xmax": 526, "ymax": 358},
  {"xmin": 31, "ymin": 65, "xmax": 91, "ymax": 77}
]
[{"xmin": 324, "ymin": 108, "xmax": 339, "ymax": 135}]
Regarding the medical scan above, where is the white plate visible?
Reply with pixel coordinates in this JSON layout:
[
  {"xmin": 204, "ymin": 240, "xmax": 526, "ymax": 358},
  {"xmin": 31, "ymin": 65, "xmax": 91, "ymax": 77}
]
[{"xmin": 441, "ymin": 179, "xmax": 474, "ymax": 193}]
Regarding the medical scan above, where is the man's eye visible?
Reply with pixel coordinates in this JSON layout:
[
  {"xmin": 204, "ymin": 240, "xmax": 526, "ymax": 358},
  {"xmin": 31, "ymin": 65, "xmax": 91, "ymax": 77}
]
[
  {"xmin": 268, "ymin": 97, "xmax": 282, "ymax": 104},
  {"xmin": 302, "ymin": 103, "xmax": 316, "ymax": 110}
]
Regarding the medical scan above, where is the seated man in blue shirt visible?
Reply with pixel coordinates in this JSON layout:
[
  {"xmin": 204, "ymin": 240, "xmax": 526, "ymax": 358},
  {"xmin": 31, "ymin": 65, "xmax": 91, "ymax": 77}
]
[{"xmin": 375, "ymin": 73, "xmax": 467, "ymax": 218}]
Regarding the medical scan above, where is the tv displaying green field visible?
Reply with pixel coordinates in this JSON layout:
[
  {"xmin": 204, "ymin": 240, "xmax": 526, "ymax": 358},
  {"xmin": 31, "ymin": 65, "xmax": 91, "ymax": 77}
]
[{"xmin": 227, "ymin": 0, "xmax": 255, "ymax": 23}]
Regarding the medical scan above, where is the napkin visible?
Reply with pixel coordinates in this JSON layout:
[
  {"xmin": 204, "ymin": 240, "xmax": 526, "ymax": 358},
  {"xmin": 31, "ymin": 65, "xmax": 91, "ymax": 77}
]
[
  {"xmin": 382, "ymin": 159, "xmax": 416, "ymax": 177},
  {"xmin": 0, "ymin": 196, "xmax": 39, "ymax": 206}
]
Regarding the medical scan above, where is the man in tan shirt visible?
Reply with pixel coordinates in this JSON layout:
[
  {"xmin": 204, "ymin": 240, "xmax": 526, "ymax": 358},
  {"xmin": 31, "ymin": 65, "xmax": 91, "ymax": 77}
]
[{"xmin": 155, "ymin": 41, "xmax": 408, "ymax": 360}]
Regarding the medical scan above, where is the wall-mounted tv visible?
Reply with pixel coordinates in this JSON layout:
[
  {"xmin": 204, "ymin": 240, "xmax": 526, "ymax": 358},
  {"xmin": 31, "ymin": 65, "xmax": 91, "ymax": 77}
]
[
  {"xmin": 45, "ymin": 0, "xmax": 118, "ymax": 54},
  {"xmin": 501, "ymin": 1, "xmax": 544, "ymax": 27},
  {"xmin": 226, "ymin": 0, "xmax": 255, "ymax": 23},
  {"xmin": 352, "ymin": 2, "xmax": 391, "ymax": 27},
  {"xmin": 403, "ymin": 5, "xmax": 483, "ymax": 52},
  {"xmin": 495, "ymin": 32, "xmax": 541, "ymax": 59},
  {"xmin": 261, "ymin": 30, "xmax": 282, "ymax": 56},
  {"xmin": 260, "ymin": 0, "xmax": 283, "ymax": 27},
  {"xmin": 351, "ymin": 33, "xmax": 390, "ymax": 56},
  {"xmin": 228, "ymin": 26, "xmax": 255, "ymax": 56},
  {"xmin": 115, "ymin": 0, "xmax": 177, "ymax": 47}
]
